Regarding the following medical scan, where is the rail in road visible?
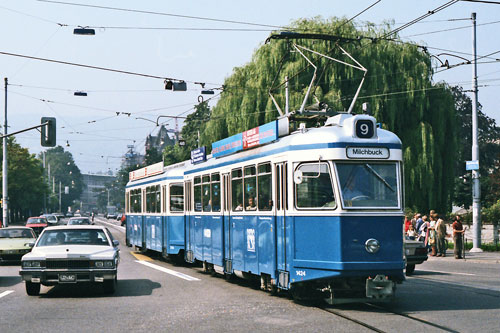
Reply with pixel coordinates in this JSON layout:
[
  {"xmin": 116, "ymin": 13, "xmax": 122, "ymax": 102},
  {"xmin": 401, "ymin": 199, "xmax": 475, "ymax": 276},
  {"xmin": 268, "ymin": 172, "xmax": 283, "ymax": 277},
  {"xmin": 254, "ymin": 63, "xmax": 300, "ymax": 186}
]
[{"xmin": 1, "ymin": 218, "xmax": 499, "ymax": 332}]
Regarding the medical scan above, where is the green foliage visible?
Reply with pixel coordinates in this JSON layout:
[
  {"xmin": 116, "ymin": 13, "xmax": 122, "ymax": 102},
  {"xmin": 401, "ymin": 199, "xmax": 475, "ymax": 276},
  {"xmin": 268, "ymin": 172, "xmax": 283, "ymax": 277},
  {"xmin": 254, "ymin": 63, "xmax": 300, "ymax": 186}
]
[
  {"xmin": 41, "ymin": 146, "xmax": 83, "ymax": 213},
  {"xmin": 162, "ymin": 101, "xmax": 211, "ymax": 166},
  {"xmin": 0, "ymin": 137, "xmax": 47, "ymax": 220},
  {"xmin": 450, "ymin": 86, "xmax": 500, "ymax": 209},
  {"xmin": 200, "ymin": 18, "xmax": 457, "ymax": 213},
  {"xmin": 483, "ymin": 200, "xmax": 500, "ymax": 226}
]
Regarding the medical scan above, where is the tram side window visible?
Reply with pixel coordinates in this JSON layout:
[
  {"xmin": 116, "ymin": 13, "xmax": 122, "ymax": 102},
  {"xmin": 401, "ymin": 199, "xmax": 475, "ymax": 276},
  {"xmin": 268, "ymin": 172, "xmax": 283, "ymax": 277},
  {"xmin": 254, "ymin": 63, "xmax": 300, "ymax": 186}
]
[
  {"xmin": 295, "ymin": 162, "xmax": 335, "ymax": 209},
  {"xmin": 194, "ymin": 176, "xmax": 202, "ymax": 212},
  {"xmin": 170, "ymin": 183, "xmax": 184, "ymax": 212},
  {"xmin": 155, "ymin": 185, "xmax": 161, "ymax": 213},
  {"xmin": 211, "ymin": 173, "xmax": 221, "ymax": 212},
  {"xmin": 202, "ymin": 175, "xmax": 211, "ymax": 212},
  {"xmin": 258, "ymin": 163, "xmax": 272, "ymax": 211},
  {"xmin": 131, "ymin": 189, "xmax": 141, "ymax": 213},
  {"xmin": 244, "ymin": 166, "xmax": 257, "ymax": 211},
  {"xmin": 146, "ymin": 185, "xmax": 160, "ymax": 213},
  {"xmin": 231, "ymin": 169, "xmax": 243, "ymax": 211}
]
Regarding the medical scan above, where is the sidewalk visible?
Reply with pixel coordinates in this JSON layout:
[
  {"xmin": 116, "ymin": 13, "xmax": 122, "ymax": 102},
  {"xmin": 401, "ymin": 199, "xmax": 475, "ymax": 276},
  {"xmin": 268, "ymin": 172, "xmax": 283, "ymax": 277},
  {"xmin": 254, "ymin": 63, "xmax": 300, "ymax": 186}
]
[{"xmin": 427, "ymin": 249, "xmax": 500, "ymax": 264}]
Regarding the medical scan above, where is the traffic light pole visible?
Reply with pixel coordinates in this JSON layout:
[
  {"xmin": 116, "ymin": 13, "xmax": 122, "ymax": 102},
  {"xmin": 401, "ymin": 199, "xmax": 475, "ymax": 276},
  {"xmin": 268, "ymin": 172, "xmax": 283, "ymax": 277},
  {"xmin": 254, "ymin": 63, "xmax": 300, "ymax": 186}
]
[{"xmin": 3, "ymin": 78, "xmax": 8, "ymax": 227}]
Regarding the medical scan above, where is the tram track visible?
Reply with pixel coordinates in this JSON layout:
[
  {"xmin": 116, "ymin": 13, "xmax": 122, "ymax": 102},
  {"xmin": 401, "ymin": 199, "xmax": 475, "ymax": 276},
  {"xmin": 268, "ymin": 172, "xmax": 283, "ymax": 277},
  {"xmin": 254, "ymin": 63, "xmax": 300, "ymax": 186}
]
[{"xmin": 319, "ymin": 302, "xmax": 461, "ymax": 333}]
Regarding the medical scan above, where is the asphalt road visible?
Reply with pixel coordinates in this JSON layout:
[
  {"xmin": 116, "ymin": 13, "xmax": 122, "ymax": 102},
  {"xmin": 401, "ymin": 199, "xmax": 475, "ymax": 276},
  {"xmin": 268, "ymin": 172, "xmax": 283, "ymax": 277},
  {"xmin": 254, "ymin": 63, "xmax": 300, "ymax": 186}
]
[{"xmin": 1, "ymin": 217, "xmax": 499, "ymax": 332}]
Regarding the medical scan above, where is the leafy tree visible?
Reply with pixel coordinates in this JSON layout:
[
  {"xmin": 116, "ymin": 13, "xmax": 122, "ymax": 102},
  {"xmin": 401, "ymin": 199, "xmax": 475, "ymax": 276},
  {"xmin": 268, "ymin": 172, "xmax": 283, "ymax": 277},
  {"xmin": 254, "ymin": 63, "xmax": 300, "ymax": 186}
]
[
  {"xmin": 41, "ymin": 146, "xmax": 83, "ymax": 213},
  {"xmin": 162, "ymin": 101, "xmax": 211, "ymax": 165},
  {"xmin": 201, "ymin": 18, "xmax": 457, "ymax": 213},
  {"xmin": 450, "ymin": 86, "xmax": 500, "ymax": 208},
  {"xmin": 0, "ymin": 137, "xmax": 47, "ymax": 221},
  {"xmin": 145, "ymin": 146, "xmax": 163, "ymax": 165}
]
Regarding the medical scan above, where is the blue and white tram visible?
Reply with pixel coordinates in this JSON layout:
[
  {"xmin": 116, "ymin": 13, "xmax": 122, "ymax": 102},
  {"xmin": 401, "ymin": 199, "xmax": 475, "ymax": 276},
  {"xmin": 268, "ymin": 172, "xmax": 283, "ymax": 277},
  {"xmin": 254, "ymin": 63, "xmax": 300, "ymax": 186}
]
[
  {"xmin": 126, "ymin": 161, "xmax": 187, "ymax": 261},
  {"xmin": 125, "ymin": 112, "xmax": 405, "ymax": 303}
]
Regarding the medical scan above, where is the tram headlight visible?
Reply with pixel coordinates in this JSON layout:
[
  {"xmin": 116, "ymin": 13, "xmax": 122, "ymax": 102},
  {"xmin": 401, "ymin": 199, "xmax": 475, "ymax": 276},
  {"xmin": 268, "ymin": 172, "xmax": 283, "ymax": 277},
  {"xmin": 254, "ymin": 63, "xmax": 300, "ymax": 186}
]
[{"xmin": 365, "ymin": 238, "xmax": 380, "ymax": 253}]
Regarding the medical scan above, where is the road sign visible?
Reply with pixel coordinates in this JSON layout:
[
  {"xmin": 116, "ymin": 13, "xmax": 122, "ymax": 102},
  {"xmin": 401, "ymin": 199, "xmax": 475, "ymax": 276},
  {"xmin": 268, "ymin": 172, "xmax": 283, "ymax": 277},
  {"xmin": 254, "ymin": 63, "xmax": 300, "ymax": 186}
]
[{"xmin": 466, "ymin": 160, "xmax": 479, "ymax": 171}]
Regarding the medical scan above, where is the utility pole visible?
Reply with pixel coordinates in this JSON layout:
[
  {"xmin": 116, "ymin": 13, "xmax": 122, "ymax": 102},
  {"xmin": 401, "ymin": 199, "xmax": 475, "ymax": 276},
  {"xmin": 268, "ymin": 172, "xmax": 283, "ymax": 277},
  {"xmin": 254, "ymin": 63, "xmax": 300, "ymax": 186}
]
[
  {"xmin": 59, "ymin": 181, "xmax": 62, "ymax": 213},
  {"xmin": 470, "ymin": 12, "xmax": 482, "ymax": 252},
  {"xmin": 3, "ymin": 78, "xmax": 8, "ymax": 227}
]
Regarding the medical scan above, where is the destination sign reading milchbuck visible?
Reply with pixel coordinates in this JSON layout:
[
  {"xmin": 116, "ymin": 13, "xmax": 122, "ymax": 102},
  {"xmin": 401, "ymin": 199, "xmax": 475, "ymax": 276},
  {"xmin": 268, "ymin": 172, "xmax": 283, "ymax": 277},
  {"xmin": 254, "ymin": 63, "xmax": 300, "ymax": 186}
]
[{"xmin": 347, "ymin": 147, "xmax": 389, "ymax": 159}]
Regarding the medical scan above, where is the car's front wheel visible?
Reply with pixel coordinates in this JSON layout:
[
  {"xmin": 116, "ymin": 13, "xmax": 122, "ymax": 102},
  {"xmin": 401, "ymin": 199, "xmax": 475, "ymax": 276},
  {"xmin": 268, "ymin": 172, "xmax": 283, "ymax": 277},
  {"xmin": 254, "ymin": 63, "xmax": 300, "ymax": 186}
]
[
  {"xmin": 25, "ymin": 282, "xmax": 40, "ymax": 296},
  {"xmin": 103, "ymin": 277, "xmax": 117, "ymax": 294}
]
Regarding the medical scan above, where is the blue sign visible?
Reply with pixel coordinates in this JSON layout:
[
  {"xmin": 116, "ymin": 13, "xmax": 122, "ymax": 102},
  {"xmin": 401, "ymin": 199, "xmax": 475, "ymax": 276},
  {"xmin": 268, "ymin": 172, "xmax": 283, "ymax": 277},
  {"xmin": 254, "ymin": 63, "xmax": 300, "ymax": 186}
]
[
  {"xmin": 211, "ymin": 120, "xmax": 278, "ymax": 158},
  {"xmin": 466, "ymin": 160, "xmax": 479, "ymax": 171},
  {"xmin": 191, "ymin": 146, "xmax": 207, "ymax": 164}
]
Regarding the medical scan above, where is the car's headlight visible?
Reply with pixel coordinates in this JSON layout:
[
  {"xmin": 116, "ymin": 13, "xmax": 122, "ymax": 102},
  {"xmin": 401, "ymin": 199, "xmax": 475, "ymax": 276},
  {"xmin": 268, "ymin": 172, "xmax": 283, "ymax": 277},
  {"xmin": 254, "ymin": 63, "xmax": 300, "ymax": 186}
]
[
  {"xmin": 22, "ymin": 261, "xmax": 41, "ymax": 268},
  {"xmin": 93, "ymin": 260, "xmax": 114, "ymax": 268},
  {"xmin": 104, "ymin": 260, "xmax": 114, "ymax": 268}
]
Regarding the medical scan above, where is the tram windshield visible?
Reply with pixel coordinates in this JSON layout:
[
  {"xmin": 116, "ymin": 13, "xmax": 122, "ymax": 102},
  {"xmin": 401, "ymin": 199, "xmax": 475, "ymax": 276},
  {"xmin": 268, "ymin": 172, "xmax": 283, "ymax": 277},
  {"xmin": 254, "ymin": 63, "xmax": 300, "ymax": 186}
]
[{"xmin": 336, "ymin": 162, "xmax": 399, "ymax": 208}]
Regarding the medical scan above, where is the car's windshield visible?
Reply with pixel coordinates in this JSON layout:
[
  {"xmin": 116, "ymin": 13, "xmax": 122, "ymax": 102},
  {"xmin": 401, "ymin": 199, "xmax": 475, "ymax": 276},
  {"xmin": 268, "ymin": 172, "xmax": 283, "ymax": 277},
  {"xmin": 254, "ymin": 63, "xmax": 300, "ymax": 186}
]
[
  {"xmin": 46, "ymin": 215, "xmax": 57, "ymax": 221},
  {"xmin": 336, "ymin": 162, "xmax": 399, "ymax": 208},
  {"xmin": 37, "ymin": 229, "xmax": 109, "ymax": 246},
  {"xmin": 68, "ymin": 218, "xmax": 90, "ymax": 225},
  {"xmin": 0, "ymin": 229, "xmax": 35, "ymax": 238},
  {"xmin": 27, "ymin": 218, "xmax": 47, "ymax": 224}
]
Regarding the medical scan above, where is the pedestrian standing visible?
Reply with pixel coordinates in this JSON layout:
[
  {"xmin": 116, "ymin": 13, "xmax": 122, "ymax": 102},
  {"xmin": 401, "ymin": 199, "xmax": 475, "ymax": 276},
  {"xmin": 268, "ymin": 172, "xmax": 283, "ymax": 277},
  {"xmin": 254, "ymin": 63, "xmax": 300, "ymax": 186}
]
[
  {"xmin": 428, "ymin": 214, "xmax": 437, "ymax": 256},
  {"xmin": 452, "ymin": 215, "xmax": 465, "ymax": 259},
  {"xmin": 435, "ymin": 215, "xmax": 447, "ymax": 257},
  {"xmin": 415, "ymin": 214, "xmax": 423, "ymax": 234},
  {"xmin": 404, "ymin": 215, "xmax": 412, "ymax": 233}
]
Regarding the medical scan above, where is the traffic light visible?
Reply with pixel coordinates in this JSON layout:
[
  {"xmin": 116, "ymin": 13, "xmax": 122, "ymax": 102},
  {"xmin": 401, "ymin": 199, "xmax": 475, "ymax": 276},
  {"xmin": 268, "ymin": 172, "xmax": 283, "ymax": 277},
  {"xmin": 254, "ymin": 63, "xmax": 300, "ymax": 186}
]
[{"xmin": 41, "ymin": 117, "xmax": 56, "ymax": 147}]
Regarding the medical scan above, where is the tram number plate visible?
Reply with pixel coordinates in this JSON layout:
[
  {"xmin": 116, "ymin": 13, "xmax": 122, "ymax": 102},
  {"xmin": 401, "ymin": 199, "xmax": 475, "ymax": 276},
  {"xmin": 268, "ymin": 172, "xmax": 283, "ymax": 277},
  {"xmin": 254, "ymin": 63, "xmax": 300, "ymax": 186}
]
[
  {"xmin": 355, "ymin": 120, "xmax": 374, "ymax": 138},
  {"xmin": 59, "ymin": 274, "xmax": 76, "ymax": 282}
]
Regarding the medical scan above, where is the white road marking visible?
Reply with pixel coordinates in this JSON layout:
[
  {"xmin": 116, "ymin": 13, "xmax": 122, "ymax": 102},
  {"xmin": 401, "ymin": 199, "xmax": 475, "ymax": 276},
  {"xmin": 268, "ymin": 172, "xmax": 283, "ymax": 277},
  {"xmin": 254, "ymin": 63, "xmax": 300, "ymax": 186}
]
[
  {"xmin": 135, "ymin": 260, "xmax": 200, "ymax": 281},
  {"xmin": 416, "ymin": 269, "xmax": 476, "ymax": 276},
  {"xmin": 98, "ymin": 219, "xmax": 125, "ymax": 232},
  {"xmin": 0, "ymin": 290, "xmax": 14, "ymax": 299}
]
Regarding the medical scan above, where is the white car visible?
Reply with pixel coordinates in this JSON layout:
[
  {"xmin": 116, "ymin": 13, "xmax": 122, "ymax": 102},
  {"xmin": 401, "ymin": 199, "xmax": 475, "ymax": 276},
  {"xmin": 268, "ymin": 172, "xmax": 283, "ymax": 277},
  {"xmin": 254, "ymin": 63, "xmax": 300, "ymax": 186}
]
[{"xmin": 19, "ymin": 225, "xmax": 120, "ymax": 296}]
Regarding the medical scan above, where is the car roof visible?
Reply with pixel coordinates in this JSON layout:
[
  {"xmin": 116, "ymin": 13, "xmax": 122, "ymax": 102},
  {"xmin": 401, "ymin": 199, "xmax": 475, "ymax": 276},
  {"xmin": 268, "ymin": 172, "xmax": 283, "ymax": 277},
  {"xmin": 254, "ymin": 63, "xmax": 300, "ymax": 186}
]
[
  {"xmin": 69, "ymin": 217, "xmax": 90, "ymax": 220},
  {"xmin": 43, "ymin": 225, "xmax": 106, "ymax": 231},
  {"xmin": 1, "ymin": 226, "xmax": 34, "ymax": 230}
]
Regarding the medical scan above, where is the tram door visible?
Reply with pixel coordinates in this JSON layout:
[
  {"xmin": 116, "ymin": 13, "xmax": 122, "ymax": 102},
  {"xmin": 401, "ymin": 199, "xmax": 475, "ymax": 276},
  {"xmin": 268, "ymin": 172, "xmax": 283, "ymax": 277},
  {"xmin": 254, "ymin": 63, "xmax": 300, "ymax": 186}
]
[
  {"xmin": 222, "ymin": 173, "xmax": 232, "ymax": 273},
  {"xmin": 275, "ymin": 162, "xmax": 289, "ymax": 288},
  {"xmin": 185, "ymin": 180, "xmax": 195, "ymax": 263}
]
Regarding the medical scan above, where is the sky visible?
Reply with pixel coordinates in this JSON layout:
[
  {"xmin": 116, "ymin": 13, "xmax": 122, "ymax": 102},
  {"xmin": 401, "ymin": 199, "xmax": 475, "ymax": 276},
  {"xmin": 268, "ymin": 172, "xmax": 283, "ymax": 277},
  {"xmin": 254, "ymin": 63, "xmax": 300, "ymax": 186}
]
[{"xmin": 1, "ymin": 0, "xmax": 499, "ymax": 175}]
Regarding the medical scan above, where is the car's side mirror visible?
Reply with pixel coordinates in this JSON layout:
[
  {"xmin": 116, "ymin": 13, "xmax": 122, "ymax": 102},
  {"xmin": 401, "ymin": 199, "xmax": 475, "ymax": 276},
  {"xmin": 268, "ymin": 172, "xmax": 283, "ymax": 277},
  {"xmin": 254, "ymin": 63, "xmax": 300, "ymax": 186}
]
[
  {"xmin": 28, "ymin": 242, "xmax": 35, "ymax": 248},
  {"xmin": 112, "ymin": 240, "xmax": 119, "ymax": 247}
]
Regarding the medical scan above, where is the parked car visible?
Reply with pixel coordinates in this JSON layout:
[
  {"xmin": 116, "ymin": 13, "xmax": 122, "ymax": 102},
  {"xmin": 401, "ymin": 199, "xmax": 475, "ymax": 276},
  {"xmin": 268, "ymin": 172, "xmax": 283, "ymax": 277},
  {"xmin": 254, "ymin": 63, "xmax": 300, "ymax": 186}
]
[
  {"xmin": 26, "ymin": 217, "xmax": 49, "ymax": 236},
  {"xmin": 404, "ymin": 238, "xmax": 428, "ymax": 275},
  {"xmin": 116, "ymin": 214, "xmax": 122, "ymax": 221},
  {"xmin": 19, "ymin": 225, "xmax": 120, "ymax": 296},
  {"xmin": 106, "ymin": 213, "xmax": 117, "ymax": 220},
  {"xmin": 0, "ymin": 227, "xmax": 37, "ymax": 262},
  {"xmin": 65, "ymin": 212, "xmax": 74, "ymax": 218},
  {"xmin": 67, "ymin": 217, "xmax": 93, "ymax": 225}
]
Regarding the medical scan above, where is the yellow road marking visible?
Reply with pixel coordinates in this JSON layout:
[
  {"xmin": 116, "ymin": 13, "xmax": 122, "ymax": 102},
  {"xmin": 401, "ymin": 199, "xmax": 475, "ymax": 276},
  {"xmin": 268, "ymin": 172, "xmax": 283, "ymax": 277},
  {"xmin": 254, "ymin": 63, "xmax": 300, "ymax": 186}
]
[{"xmin": 130, "ymin": 251, "xmax": 153, "ymax": 261}]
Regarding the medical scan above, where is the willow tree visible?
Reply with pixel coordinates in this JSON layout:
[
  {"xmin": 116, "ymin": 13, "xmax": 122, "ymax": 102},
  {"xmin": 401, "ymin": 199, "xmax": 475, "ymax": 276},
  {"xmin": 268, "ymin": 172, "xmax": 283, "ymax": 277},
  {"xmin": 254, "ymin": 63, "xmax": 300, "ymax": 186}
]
[{"xmin": 201, "ymin": 17, "xmax": 457, "ymax": 213}]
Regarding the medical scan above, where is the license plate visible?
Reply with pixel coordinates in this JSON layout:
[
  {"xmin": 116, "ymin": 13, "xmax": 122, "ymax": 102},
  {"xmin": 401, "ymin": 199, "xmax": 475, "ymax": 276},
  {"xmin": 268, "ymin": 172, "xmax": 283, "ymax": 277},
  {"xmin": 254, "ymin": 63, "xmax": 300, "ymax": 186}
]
[{"xmin": 59, "ymin": 274, "xmax": 77, "ymax": 282}]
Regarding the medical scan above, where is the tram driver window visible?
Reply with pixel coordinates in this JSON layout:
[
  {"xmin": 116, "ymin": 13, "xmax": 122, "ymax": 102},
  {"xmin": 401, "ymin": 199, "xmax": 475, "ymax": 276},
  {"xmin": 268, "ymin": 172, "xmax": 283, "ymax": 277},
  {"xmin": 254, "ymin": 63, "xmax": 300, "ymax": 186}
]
[
  {"xmin": 295, "ymin": 162, "xmax": 335, "ymax": 209},
  {"xmin": 231, "ymin": 169, "xmax": 243, "ymax": 211}
]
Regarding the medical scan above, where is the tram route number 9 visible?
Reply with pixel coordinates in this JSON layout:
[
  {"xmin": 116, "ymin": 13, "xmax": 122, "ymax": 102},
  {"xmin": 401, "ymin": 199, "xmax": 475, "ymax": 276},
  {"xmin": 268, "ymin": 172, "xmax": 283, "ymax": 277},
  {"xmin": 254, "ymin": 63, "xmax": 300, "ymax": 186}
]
[{"xmin": 355, "ymin": 120, "xmax": 374, "ymax": 138}]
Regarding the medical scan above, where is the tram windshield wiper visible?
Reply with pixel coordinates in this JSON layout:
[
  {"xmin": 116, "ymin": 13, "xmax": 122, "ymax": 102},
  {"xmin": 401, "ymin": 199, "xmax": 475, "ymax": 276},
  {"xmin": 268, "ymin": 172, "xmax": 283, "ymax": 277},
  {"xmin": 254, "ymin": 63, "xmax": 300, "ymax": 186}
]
[{"xmin": 363, "ymin": 164, "xmax": 395, "ymax": 192}]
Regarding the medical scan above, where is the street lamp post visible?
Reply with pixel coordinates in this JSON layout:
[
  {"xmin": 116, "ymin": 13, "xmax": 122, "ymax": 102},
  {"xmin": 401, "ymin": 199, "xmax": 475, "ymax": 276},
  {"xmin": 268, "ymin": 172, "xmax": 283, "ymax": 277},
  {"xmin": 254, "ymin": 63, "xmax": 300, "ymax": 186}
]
[
  {"xmin": 470, "ymin": 12, "xmax": 482, "ymax": 252},
  {"xmin": 3, "ymin": 78, "xmax": 8, "ymax": 227}
]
